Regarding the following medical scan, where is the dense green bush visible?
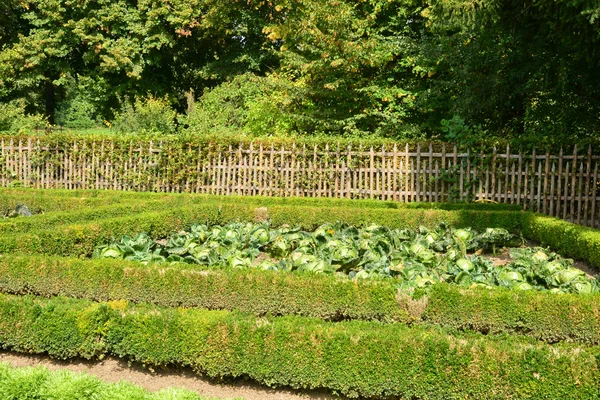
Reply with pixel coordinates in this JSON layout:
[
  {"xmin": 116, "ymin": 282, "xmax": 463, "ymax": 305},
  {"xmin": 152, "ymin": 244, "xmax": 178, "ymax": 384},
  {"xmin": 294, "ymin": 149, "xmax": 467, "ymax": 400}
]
[
  {"xmin": 0, "ymin": 363, "xmax": 220, "ymax": 400},
  {"xmin": 0, "ymin": 102, "xmax": 46, "ymax": 133},
  {"xmin": 0, "ymin": 187, "xmax": 522, "ymax": 213},
  {"xmin": 0, "ymin": 293, "xmax": 597, "ymax": 399},
  {"xmin": 1, "ymin": 255, "xmax": 599, "ymax": 344},
  {"xmin": 523, "ymin": 213, "xmax": 600, "ymax": 269},
  {"xmin": 0, "ymin": 204, "xmax": 253, "ymax": 257},
  {"xmin": 0, "ymin": 189, "xmax": 154, "ymax": 215},
  {"xmin": 0, "ymin": 255, "xmax": 408, "ymax": 323},
  {"xmin": 112, "ymin": 95, "xmax": 177, "ymax": 135},
  {"xmin": 183, "ymin": 73, "xmax": 297, "ymax": 137},
  {"xmin": 0, "ymin": 201, "xmax": 173, "ymax": 234}
]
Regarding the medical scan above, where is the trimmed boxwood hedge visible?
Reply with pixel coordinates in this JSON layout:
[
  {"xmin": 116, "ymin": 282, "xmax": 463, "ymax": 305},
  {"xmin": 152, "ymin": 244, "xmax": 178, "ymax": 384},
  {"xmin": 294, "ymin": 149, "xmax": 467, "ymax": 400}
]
[
  {"xmin": 523, "ymin": 213, "xmax": 600, "ymax": 269},
  {"xmin": 0, "ymin": 255, "xmax": 409, "ymax": 323},
  {"xmin": 0, "ymin": 202, "xmax": 525, "ymax": 257},
  {"xmin": 0, "ymin": 201, "xmax": 177, "ymax": 234},
  {"xmin": 1, "ymin": 187, "xmax": 522, "ymax": 213},
  {"xmin": 1, "ymin": 254, "xmax": 599, "ymax": 344},
  {"xmin": 0, "ymin": 293, "xmax": 597, "ymax": 399}
]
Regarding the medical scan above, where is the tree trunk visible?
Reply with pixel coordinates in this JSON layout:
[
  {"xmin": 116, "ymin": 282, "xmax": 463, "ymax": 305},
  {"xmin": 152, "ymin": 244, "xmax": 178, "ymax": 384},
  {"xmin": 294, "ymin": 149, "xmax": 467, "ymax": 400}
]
[{"xmin": 44, "ymin": 78, "xmax": 55, "ymax": 125}]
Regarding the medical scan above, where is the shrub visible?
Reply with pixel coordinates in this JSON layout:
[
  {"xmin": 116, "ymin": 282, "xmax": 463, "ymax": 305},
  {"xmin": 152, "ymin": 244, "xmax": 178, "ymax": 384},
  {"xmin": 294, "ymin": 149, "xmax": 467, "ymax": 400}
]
[
  {"xmin": 183, "ymin": 73, "xmax": 296, "ymax": 137},
  {"xmin": 0, "ymin": 205, "xmax": 523, "ymax": 257},
  {"xmin": 1, "ymin": 254, "xmax": 599, "ymax": 343},
  {"xmin": 0, "ymin": 294, "xmax": 597, "ymax": 399},
  {"xmin": 112, "ymin": 95, "xmax": 177, "ymax": 134},
  {"xmin": 522, "ymin": 213, "xmax": 600, "ymax": 269},
  {"xmin": 55, "ymin": 98, "xmax": 97, "ymax": 129},
  {"xmin": 0, "ymin": 101, "xmax": 46, "ymax": 133}
]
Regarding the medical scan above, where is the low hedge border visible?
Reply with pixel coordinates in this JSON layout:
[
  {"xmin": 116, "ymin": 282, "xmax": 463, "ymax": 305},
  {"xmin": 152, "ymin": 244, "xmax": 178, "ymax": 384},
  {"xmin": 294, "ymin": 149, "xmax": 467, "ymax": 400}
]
[
  {"xmin": 0, "ymin": 205, "xmax": 524, "ymax": 257},
  {"xmin": 1, "ymin": 255, "xmax": 599, "ymax": 344},
  {"xmin": 523, "ymin": 213, "xmax": 600, "ymax": 269},
  {"xmin": 0, "ymin": 200, "xmax": 180, "ymax": 234},
  {"xmin": 0, "ymin": 255, "xmax": 409, "ymax": 323},
  {"xmin": 0, "ymin": 204, "xmax": 254, "ymax": 257},
  {"xmin": 1, "ymin": 187, "xmax": 522, "ymax": 213},
  {"xmin": 6, "ymin": 198, "xmax": 597, "ymax": 270},
  {"xmin": 0, "ymin": 363, "xmax": 222, "ymax": 400},
  {"xmin": 0, "ymin": 293, "xmax": 597, "ymax": 399},
  {"xmin": 0, "ymin": 193, "xmax": 140, "ymax": 215}
]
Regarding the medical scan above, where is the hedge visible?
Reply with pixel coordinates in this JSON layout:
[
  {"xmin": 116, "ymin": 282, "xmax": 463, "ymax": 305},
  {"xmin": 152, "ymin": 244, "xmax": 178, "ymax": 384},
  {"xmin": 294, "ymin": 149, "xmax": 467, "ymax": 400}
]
[
  {"xmin": 0, "ymin": 255, "xmax": 409, "ymax": 323},
  {"xmin": 0, "ymin": 200, "xmax": 177, "ymax": 234},
  {"xmin": 0, "ymin": 204, "xmax": 255, "ymax": 257},
  {"xmin": 0, "ymin": 192, "xmax": 140, "ymax": 215},
  {"xmin": 522, "ymin": 213, "xmax": 600, "ymax": 269},
  {"xmin": 1, "ymin": 254, "xmax": 599, "ymax": 344},
  {"xmin": 0, "ymin": 206, "xmax": 524, "ymax": 257},
  {"xmin": 0, "ymin": 363, "xmax": 224, "ymax": 400},
  {"xmin": 0, "ymin": 293, "xmax": 597, "ymax": 399},
  {"xmin": 1, "ymin": 187, "xmax": 522, "ymax": 213},
  {"xmin": 421, "ymin": 284, "xmax": 600, "ymax": 344}
]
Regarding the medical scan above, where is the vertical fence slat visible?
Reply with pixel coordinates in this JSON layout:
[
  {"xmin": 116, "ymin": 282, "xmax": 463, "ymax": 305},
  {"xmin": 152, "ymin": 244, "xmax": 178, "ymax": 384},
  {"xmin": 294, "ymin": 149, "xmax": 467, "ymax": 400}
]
[
  {"xmin": 404, "ymin": 144, "xmax": 410, "ymax": 203},
  {"xmin": 577, "ymin": 161, "xmax": 584, "ymax": 226},
  {"xmin": 584, "ymin": 145, "xmax": 592, "ymax": 226},
  {"xmin": 504, "ymin": 144, "xmax": 510, "ymax": 203},
  {"xmin": 549, "ymin": 163, "xmax": 556, "ymax": 218},
  {"xmin": 570, "ymin": 145, "xmax": 578, "ymax": 223},
  {"xmin": 591, "ymin": 163, "xmax": 598, "ymax": 229},
  {"xmin": 556, "ymin": 148, "xmax": 564, "ymax": 219},
  {"xmin": 563, "ymin": 162, "xmax": 570, "ymax": 221},
  {"xmin": 543, "ymin": 152, "xmax": 550, "ymax": 214}
]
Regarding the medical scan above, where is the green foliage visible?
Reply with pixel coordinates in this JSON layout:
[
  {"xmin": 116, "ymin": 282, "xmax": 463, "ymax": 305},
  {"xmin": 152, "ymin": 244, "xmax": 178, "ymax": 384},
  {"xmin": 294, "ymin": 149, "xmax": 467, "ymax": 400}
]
[
  {"xmin": 1, "ymin": 254, "xmax": 600, "ymax": 344},
  {"xmin": 265, "ymin": 0, "xmax": 426, "ymax": 138},
  {"xmin": 0, "ymin": 101, "xmax": 46, "ymax": 133},
  {"xmin": 0, "ymin": 255, "xmax": 408, "ymax": 323},
  {"xmin": 0, "ymin": 293, "xmax": 598, "ymax": 399},
  {"xmin": 112, "ymin": 96, "xmax": 178, "ymax": 135},
  {"xmin": 421, "ymin": 283, "xmax": 600, "ymax": 344},
  {"xmin": 422, "ymin": 0, "xmax": 600, "ymax": 142},
  {"xmin": 522, "ymin": 214, "xmax": 600, "ymax": 269},
  {"xmin": 55, "ymin": 99, "xmax": 97, "ymax": 129},
  {"xmin": 1, "ymin": 0, "xmax": 599, "ymax": 141},
  {"xmin": 53, "ymin": 75, "xmax": 107, "ymax": 129},
  {"xmin": 0, "ymin": 203, "xmax": 525, "ymax": 258},
  {"xmin": 0, "ymin": 363, "xmax": 227, "ymax": 400},
  {"xmin": 184, "ymin": 73, "xmax": 297, "ymax": 137},
  {"xmin": 0, "ymin": 187, "xmax": 520, "ymax": 219}
]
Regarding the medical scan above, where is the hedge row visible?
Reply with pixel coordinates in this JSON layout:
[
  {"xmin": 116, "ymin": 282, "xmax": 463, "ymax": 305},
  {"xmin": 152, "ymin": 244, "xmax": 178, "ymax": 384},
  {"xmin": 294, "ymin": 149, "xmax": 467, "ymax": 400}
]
[
  {"xmin": 0, "ymin": 255, "xmax": 408, "ymax": 323},
  {"xmin": 0, "ymin": 200, "xmax": 178, "ymax": 234},
  {"xmin": 0, "ymin": 293, "xmax": 597, "ymax": 399},
  {"xmin": 422, "ymin": 284, "xmax": 600, "ymax": 344},
  {"xmin": 1, "ymin": 187, "xmax": 522, "ymax": 212},
  {"xmin": 1, "ymin": 254, "xmax": 599, "ymax": 344},
  {"xmin": 523, "ymin": 213, "xmax": 600, "ymax": 269},
  {"xmin": 0, "ymin": 363, "xmax": 221, "ymax": 400},
  {"xmin": 0, "ymin": 192, "xmax": 139, "ymax": 215},
  {"xmin": 0, "ymin": 204, "xmax": 253, "ymax": 257},
  {"xmin": 0, "ymin": 205, "xmax": 524, "ymax": 257}
]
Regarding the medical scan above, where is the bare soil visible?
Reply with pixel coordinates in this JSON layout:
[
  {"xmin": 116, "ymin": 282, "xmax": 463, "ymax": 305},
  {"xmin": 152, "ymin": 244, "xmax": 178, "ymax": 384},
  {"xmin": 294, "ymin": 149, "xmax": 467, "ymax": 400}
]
[
  {"xmin": 0, "ymin": 351, "xmax": 338, "ymax": 400},
  {"xmin": 478, "ymin": 239, "xmax": 599, "ymax": 278}
]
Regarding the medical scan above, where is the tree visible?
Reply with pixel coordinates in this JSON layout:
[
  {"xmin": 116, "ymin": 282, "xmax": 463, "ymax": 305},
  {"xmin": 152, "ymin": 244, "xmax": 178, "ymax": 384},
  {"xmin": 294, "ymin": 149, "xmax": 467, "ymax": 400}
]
[
  {"xmin": 0, "ymin": 0, "xmax": 278, "ymax": 122},
  {"xmin": 264, "ymin": 0, "xmax": 427, "ymax": 138},
  {"xmin": 420, "ymin": 0, "xmax": 600, "ymax": 144}
]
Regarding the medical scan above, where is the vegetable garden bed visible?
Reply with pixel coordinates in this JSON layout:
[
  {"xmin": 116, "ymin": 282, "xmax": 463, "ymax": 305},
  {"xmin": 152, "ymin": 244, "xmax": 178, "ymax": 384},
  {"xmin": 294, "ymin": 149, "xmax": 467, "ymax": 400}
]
[{"xmin": 1, "ymin": 188, "xmax": 600, "ymax": 399}]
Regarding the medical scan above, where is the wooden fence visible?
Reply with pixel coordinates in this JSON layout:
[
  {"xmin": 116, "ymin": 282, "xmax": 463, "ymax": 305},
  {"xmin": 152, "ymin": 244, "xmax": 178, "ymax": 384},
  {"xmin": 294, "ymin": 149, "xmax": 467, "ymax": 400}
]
[{"xmin": 1, "ymin": 137, "xmax": 599, "ymax": 228}]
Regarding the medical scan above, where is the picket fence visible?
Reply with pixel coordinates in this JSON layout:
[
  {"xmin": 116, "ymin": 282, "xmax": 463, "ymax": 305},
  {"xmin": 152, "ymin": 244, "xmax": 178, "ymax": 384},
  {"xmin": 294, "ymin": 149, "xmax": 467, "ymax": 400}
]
[{"xmin": 1, "ymin": 137, "xmax": 599, "ymax": 228}]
